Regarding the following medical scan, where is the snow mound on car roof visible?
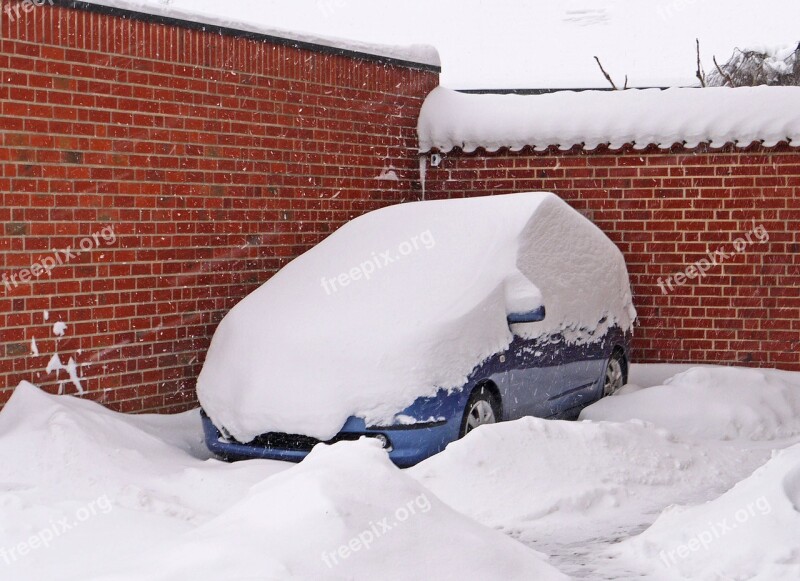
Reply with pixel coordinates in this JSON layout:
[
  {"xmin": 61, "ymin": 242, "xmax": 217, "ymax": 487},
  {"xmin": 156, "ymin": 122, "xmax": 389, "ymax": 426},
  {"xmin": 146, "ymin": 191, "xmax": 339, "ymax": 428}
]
[
  {"xmin": 614, "ymin": 442, "xmax": 800, "ymax": 579},
  {"xmin": 112, "ymin": 438, "xmax": 569, "ymax": 581},
  {"xmin": 581, "ymin": 366, "xmax": 800, "ymax": 441},
  {"xmin": 198, "ymin": 192, "xmax": 636, "ymax": 441}
]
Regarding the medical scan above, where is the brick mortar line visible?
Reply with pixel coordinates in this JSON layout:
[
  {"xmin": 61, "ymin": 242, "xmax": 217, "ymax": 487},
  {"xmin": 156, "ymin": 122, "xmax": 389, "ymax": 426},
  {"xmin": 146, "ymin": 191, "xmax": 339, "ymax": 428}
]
[
  {"xmin": 0, "ymin": 130, "xmax": 419, "ymax": 153},
  {"xmin": 1, "ymin": 79, "xmax": 428, "ymax": 111},
  {"xmin": 0, "ymin": 159, "xmax": 419, "ymax": 171},
  {"xmin": 0, "ymin": 138, "xmax": 420, "ymax": 159},
  {"xmin": 2, "ymin": 337, "xmax": 792, "ymax": 360},
  {"xmin": 0, "ymin": 101, "xmax": 423, "ymax": 136},
  {"xmin": 0, "ymin": 277, "xmax": 274, "ymax": 284},
  {"xmin": 0, "ymin": 230, "xmax": 347, "ymax": 235},
  {"xmin": 0, "ymin": 247, "xmax": 798, "ymax": 256},
  {"xmin": 4, "ymin": 177, "xmax": 794, "ymax": 187},
  {"xmin": 0, "ymin": 56, "xmax": 430, "ymax": 104},
  {"xmin": 15, "ymin": 300, "xmax": 776, "ymax": 312}
]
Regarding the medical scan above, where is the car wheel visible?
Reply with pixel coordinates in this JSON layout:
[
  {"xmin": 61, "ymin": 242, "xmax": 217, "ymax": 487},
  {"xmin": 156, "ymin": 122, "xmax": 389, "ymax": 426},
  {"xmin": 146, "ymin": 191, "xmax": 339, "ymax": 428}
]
[
  {"xmin": 459, "ymin": 386, "xmax": 500, "ymax": 437},
  {"xmin": 603, "ymin": 351, "xmax": 627, "ymax": 397}
]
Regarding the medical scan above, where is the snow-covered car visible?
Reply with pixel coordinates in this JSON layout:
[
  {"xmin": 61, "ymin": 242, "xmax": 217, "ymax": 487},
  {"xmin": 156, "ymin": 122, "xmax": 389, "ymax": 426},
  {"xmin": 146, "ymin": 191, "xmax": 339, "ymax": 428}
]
[{"xmin": 198, "ymin": 192, "xmax": 637, "ymax": 467}]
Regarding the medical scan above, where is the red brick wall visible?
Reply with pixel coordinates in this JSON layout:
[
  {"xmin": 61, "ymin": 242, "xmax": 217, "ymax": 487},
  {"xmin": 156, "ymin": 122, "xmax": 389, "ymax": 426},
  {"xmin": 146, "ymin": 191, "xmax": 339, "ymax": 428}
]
[
  {"xmin": 0, "ymin": 1, "xmax": 439, "ymax": 411},
  {"xmin": 422, "ymin": 145, "xmax": 800, "ymax": 370}
]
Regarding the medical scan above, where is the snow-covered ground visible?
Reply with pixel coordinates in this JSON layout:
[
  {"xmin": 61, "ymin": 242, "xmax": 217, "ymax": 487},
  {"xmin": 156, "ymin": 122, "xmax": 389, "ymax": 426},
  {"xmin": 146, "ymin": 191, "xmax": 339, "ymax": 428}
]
[{"xmin": 1, "ymin": 364, "xmax": 799, "ymax": 579}]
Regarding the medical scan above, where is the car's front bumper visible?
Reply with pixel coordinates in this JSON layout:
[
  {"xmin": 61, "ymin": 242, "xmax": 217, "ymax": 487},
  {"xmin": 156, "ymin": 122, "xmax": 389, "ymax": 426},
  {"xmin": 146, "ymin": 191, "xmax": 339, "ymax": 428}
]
[{"xmin": 201, "ymin": 409, "xmax": 462, "ymax": 468}]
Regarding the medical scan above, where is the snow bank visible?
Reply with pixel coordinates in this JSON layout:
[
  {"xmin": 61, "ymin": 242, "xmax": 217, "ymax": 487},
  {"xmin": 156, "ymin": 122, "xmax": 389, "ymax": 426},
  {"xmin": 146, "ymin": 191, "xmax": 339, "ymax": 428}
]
[
  {"xmin": 409, "ymin": 416, "xmax": 763, "ymax": 535},
  {"xmin": 0, "ymin": 382, "xmax": 289, "ymax": 580},
  {"xmin": 418, "ymin": 86, "xmax": 800, "ymax": 153},
  {"xmin": 0, "ymin": 382, "xmax": 286, "ymax": 514},
  {"xmin": 84, "ymin": 0, "xmax": 440, "ymax": 68},
  {"xmin": 107, "ymin": 439, "xmax": 567, "ymax": 581},
  {"xmin": 616, "ymin": 443, "xmax": 800, "ymax": 580},
  {"xmin": 0, "ymin": 383, "xmax": 567, "ymax": 580},
  {"xmin": 198, "ymin": 192, "xmax": 635, "ymax": 442},
  {"xmin": 0, "ymin": 382, "xmax": 197, "ymax": 499},
  {"xmin": 627, "ymin": 363, "xmax": 718, "ymax": 389},
  {"xmin": 581, "ymin": 366, "xmax": 800, "ymax": 441},
  {"xmin": 3, "ymin": 374, "xmax": 799, "ymax": 579}
]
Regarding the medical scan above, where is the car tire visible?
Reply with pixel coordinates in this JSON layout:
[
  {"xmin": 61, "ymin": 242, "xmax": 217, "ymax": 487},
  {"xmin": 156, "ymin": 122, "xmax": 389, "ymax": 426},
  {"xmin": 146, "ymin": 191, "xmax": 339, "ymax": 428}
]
[
  {"xmin": 459, "ymin": 386, "xmax": 500, "ymax": 438},
  {"xmin": 602, "ymin": 351, "xmax": 627, "ymax": 397}
]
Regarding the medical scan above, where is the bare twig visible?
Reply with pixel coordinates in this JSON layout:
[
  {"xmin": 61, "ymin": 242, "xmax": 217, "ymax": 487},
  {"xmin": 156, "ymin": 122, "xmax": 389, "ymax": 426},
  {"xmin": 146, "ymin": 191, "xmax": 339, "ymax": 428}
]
[
  {"xmin": 794, "ymin": 42, "xmax": 800, "ymax": 79},
  {"xmin": 713, "ymin": 55, "xmax": 735, "ymax": 87},
  {"xmin": 695, "ymin": 38, "xmax": 706, "ymax": 87},
  {"xmin": 623, "ymin": 75, "xmax": 628, "ymax": 90},
  {"xmin": 594, "ymin": 56, "xmax": 618, "ymax": 90}
]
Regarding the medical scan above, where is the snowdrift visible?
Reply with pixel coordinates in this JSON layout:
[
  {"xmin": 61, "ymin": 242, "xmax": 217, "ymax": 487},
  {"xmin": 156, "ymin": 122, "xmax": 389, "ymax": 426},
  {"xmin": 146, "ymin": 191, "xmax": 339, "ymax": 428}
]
[
  {"xmin": 104, "ymin": 439, "xmax": 567, "ymax": 581},
  {"xmin": 0, "ymin": 382, "xmax": 566, "ymax": 580},
  {"xmin": 0, "ymin": 382, "xmax": 289, "ymax": 580},
  {"xmin": 581, "ymin": 366, "xmax": 800, "ymax": 440},
  {"xmin": 616, "ymin": 443, "xmax": 800, "ymax": 580},
  {"xmin": 198, "ymin": 192, "xmax": 635, "ymax": 442},
  {"xmin": 2, "ymin": 371, "xmax": 799, "ymax": 579},
  {"xmin": 0, "ymin": 382, "xmax": 284, "ymax": 513},
  {"xmin": 409, "ymin": 415, "xmax": 763, "ymax": 534}
]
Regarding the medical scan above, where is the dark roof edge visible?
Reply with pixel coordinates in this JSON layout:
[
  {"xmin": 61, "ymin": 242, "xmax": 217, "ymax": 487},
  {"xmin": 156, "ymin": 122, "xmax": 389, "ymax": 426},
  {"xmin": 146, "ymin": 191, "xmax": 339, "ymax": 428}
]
[
  {"xmin": 420, "ymin": 139, "xmax": 799, "ymax": 155},
  {"xmin": 54, "ymin": 0, "xmax": 442, "ymax": 73},
  {"xmin": 456, "ymin": 87, "xmax": 672, "ymax": 95}
]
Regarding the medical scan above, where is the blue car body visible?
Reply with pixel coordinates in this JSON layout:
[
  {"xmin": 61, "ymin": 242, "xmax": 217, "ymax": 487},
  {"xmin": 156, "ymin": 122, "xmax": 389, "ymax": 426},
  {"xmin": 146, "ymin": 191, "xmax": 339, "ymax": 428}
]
[{"xmin": 202, "ymin": 325, "xmax": 630, "ymax": 467}]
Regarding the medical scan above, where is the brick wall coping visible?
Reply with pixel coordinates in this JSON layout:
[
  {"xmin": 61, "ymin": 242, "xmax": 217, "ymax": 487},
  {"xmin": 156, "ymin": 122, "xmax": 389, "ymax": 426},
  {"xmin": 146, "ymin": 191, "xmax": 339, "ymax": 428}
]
[
  {"xmin": 419, "ymin": 86, "xmax": 800, "ymax": 153},
  {"xmin": 61, "ymin": 0, "xmax": 441, "ymax": 72}
]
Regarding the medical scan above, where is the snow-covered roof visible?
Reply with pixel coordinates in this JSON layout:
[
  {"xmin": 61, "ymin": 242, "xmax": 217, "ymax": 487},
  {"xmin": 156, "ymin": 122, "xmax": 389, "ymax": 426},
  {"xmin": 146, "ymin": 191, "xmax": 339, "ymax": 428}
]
[
  {"xmin": 78, "ymin": 0, "xmax": 440, "ymax": 70},
  {"xmin": 418, "ymin": 86, "xmax": 800, "ymax": 153},
  {"xmin": 82, "ymin": 0, "xmax": 800, "ymax": 90}
]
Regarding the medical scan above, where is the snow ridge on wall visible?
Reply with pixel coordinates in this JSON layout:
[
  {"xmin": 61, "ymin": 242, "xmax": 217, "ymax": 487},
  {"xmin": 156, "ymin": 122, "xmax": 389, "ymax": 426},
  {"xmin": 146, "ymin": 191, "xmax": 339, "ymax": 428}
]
[{"xmin": 418, "ymin": 86, "xmax": 800, "ymax": 153}]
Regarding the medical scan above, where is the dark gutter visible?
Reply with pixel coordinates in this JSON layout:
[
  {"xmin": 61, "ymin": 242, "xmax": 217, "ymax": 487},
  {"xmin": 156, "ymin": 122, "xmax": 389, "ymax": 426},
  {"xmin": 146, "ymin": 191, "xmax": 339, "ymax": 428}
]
[
  {"xmin": 456, "ymin": 87, "xmax": 672, "ymax": 95},
  {"xmin": 54, "ymin": 1, "xmax": 441, "ymax": 73}
]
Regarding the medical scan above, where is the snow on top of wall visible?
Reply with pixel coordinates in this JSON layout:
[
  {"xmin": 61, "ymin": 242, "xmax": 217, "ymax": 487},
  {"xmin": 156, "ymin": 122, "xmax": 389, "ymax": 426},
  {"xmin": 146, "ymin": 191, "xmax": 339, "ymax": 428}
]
[
  {"xmin": 81, "ymin": 0, "xmax": 440, "ymax": 69},
  {"xmin": 418, "ymin": 86, "xmax": 800, "ymax": 153}
]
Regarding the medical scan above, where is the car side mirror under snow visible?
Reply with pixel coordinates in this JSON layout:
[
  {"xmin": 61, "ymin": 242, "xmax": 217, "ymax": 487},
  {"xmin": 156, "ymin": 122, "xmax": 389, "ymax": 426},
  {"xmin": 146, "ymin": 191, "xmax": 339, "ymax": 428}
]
[{"xmin": 507, "ymin": 305, "xmax": 546, "ymax": 325}]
